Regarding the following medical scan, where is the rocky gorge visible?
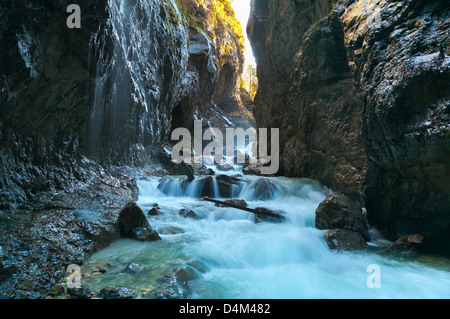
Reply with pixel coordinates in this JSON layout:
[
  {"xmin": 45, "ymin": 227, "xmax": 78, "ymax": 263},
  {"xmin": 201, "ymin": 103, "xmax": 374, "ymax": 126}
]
[
  {"xmin": 0, "ymin": 0, "xmax": 449, "ymax": 299},
  {"xmin": 0, "ymin": 0, "xmax": 251, "ymax": 298},
  {"xmin": 248, "ymin": 0, "xmax": 449, "ymax": 253}
]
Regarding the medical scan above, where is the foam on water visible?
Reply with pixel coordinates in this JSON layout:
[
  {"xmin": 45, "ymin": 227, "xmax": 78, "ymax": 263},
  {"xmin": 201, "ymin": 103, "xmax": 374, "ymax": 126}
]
[{"xmin": 82, "ymin": 175, "xmax": 450, "ymax": 299}]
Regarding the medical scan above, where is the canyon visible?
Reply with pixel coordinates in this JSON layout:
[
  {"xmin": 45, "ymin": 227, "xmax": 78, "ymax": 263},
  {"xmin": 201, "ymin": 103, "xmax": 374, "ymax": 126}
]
[
  {"xmin": 0, "ymin": 0, "xmax": 448, "ymax": 299},
  {"xmin": 248, "ymin": 0, "xmax": 449, "ymax": 251}
]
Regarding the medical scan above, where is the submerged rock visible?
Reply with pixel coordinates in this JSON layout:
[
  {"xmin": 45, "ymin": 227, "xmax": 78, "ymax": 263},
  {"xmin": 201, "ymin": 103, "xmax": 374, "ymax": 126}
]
[
  {"xmin": 131, "ymin": 227, "xmax": 161, "ymax": 242},
  {"xmin": 124, "ymin": 263, "xmax": 145, "ymax": 273},
  {"xmin": 149, "ymin": 264, "xmax": 200, "ymax": 299},
  {"xmin": 158, "ymin": 226, "xmax": 185, "ymax": 235}
]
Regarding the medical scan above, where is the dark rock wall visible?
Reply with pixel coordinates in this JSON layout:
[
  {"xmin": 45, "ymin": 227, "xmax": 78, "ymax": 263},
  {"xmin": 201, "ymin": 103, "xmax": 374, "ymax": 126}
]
[
  {"xmin": 248, "ymin": 0, "xmax": 449, "ymax": 249},
  {"xmin": 0, "ymin": 0, "xmax": 105, "ymax": 206},
  {"xmin": 0, "ymin": 0, "xmax": 246, "ymax": 208}
]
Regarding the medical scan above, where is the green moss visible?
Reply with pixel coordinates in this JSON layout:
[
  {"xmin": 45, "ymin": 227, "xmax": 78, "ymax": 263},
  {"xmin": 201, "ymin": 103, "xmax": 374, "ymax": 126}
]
[{"xmin": 160, "ymin": 0, "xmax": 178, "ymax": 52}]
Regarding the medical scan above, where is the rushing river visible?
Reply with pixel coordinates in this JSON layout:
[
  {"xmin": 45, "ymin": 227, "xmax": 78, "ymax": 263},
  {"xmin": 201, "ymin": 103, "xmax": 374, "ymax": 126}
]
[{"xmin": 81, "ymin": 165, "xmax": 450, "ymax": 299}]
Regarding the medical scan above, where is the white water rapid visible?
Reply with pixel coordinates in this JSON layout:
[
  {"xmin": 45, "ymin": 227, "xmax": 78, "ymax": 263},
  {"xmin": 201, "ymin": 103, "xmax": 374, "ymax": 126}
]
[{"xmin": 81, "ymin": 160, "xmax": 450, "ymax": 299}]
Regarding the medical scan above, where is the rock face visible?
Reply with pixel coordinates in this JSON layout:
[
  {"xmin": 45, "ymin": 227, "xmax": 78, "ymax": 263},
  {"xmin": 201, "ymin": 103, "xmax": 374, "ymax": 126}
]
[
  {"xmin": 0, "ymin": 0, "xmax": 247, "ymax": 208},
  {"xmin": 0, "ymin": 0, "xmax": 248, "ymax": 298},
  {"xmin": 248, "ymin": 0, "xmax": 449, "ymax": 252}
]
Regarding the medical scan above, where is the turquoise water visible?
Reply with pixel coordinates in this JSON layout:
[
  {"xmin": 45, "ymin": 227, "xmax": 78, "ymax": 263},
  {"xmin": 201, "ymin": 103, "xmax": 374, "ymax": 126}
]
[{"xmin": 81, "ymin": 175, "xmax": 450, "ymax": 299}]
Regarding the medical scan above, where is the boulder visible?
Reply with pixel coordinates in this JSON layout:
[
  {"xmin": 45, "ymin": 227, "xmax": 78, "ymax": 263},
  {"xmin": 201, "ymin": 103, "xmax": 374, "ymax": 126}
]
[
  {"xmin": 324, "ymin": 229, "xmax": 367, "ymax": 251},
  {"xmin": 117, "ymin": 201, "xmax": 161, "ymax": 242},
  {"xmin": 315, "ymin": 192, "xmax": 370, "ymax": 240},
  {"xmin": 118, "ymin": 201, "xmax": 151, "ymax": 237}
]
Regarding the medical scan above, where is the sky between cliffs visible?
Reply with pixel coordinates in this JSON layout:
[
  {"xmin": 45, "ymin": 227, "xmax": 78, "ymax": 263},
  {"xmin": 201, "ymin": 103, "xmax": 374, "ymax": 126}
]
[{"xmin": 231, "ymin": 0, "xmax": 256, "ymax": 69}]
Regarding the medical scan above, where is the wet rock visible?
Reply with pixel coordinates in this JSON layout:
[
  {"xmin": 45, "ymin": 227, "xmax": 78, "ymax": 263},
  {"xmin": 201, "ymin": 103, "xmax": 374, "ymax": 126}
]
[
  {"xmin": 98, "ymin": 286, "xmax": 136, "ymax": 299},
  {"xmin": 179, "ymin": 209, "xmax": 200, "ymax": 220},
  {"xmin": 315, "ymin": 192, "xmax": 370, "ymax": 240},
  {"xmin": 383, "ymin": 234, "xmax": 426, "ymax": 256},
  {"xmin": 124, "ymin": 263, "xmax": 145, "ymax": 273},
  {"xmin": 149, "ymin": 265, "xmax": 199, "ymax": 299},
  {"xmin": 188, "ymin": 27, "xmax": 210, "ymax": 55},
  {"xmin": 242, "ymin": 163, "xmax": 262, "ymax": 176},
  {"xmin": 198, "ymin": 176, "xmax": 217, "ymax": 198},
  {"xmin": 249, "ymin": 0, "xmax": 450, "ymax": 253},
  {"xmin": 324, "ymin": 229, "xmax": 367, "ymax": 251},
  {"xmin": 215, "ymin": 175, "xmax": 242, "ymax": 198},
  {"xmin": 176, "ymin": 162, "xmax": 195, "ymax": 182},
  {"xmin": 148, "ymin": 207, "xmax": 162, "ymax": 216},
  {"xmin": 131, "ymin": 227, "xmax": 161, "ymax": 242},
  {"xmin": 117, "ymin": 201, "xmax": 159, "ymax": 242},
  {"xmin": 194, "ymin": 164, "xmax": 215, "ymax": 176},
  {"xmin": 67, "ymin": 285, "xmax": 92, "ymax": 299},
  {"xmin": 118, "ymin": 201, "xmax": 151, "ymax": 237},
  {"xmin": 216, "ymin": 160, "xmax": 234, "ymax": 171},
  {"xmin": 249, "ymin": 178, "xmax": 278, "ymax": 200}
]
